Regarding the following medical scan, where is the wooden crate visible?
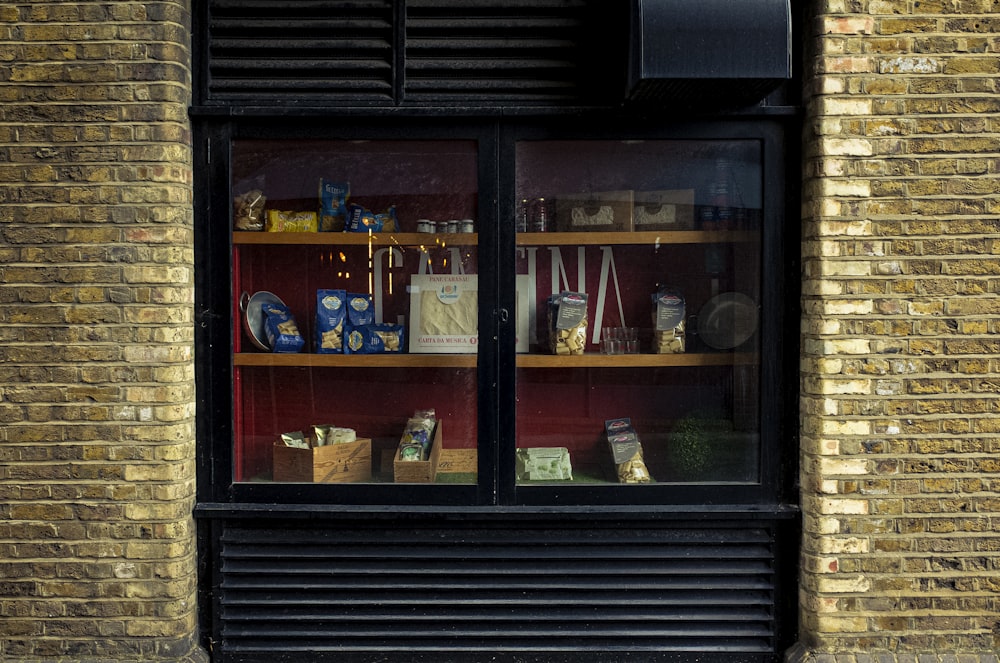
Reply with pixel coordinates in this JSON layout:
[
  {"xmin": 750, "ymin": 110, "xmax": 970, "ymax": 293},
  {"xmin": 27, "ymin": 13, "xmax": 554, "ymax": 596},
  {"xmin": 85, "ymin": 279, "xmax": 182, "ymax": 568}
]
[
  {"xmin": 273, "ymin": 438, "xmax": 372, "ymax": 483},
  {"xmin": 436, "ymin": 448, "xmax": 477, "ymax": 476},
  {"xmin": 632, "ymin": 189, "xmax": 695, "ymax": 231},
  {"xmin": 393, "ymin": 421, "xmax": 444, "ymax": 483},
  {"xmin": 380, "ymin": 443, "xmax": 477, "ymax": 482},
  {"xmin": 555, "ymin": 190, "xmax": 634, "ymax": 232}
]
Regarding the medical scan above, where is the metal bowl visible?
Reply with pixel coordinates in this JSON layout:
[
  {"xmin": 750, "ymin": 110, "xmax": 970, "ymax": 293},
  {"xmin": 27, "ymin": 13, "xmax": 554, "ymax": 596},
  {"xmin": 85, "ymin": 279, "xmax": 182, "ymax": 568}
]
[
  {"xmin": 239, "ymin": 290, "xmax": 286, "ymax": 351},
  {"xmin": 697, "ymin": 292, "xmax": 759, "ymax": 350}
]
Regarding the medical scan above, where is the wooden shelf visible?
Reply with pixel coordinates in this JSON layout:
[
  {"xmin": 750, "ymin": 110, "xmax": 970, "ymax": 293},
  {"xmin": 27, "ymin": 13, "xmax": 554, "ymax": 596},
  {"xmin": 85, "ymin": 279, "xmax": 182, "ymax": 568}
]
[
  {"xmin": 516, "ymin": 352, "xmax": 757, "ymax": 368},
  {"xmin": 234, "ymin": 353, "xmax": 477, "ymax": 368},
  {"xmin": 516, "ymin": 230, "xmax": 755, "ymax": 246},
  {"xmin": 234, "ymin": 231, "xmax": 476, "ymax": 246},
  {"xmin": 233, "ymin": 352, "xmax": 756, "ymax": 369},
  {"xmin": 233, "ymin": 230, "xmax": 755, "ymax": 247}
]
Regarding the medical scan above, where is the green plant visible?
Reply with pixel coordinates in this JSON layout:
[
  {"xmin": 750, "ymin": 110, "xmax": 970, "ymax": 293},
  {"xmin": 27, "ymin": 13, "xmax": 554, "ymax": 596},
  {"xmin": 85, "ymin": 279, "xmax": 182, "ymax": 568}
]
[{"xmin": 668, "ymin": 411, "xmax": 731, "ymax": 478}]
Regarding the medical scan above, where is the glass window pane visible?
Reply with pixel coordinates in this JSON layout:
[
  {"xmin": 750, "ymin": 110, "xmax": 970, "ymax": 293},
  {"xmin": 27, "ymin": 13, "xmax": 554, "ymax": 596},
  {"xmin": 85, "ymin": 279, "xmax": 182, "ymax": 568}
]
[
  {"xmin": 231, "ymin": 139, "xmax": 479, "ymax": 485},
  {"xmin": 514, "ymin": 139, "xmax": 762, "ymax": 486}
]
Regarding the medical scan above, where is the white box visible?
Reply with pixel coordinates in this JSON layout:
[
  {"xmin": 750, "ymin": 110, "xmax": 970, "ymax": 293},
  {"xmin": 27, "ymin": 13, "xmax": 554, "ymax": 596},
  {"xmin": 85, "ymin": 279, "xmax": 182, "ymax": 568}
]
[{"xmin": 409, "ymin": 274, "xmax": 478, "ymax": 354}]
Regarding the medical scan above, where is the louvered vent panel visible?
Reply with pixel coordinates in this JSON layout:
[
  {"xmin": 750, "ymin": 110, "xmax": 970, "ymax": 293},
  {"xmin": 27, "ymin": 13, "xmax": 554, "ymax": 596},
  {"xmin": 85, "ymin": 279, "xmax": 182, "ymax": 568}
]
[
  {"xmin": 207, "ymin": 0, "xmax": 394, "ymax": 102},
  {"xmin": 404, "ymin": 0, "xmax": 600, "ymax": 104},
  {"xmin": 217, "ymin": 523, "xmax": 778, "ymax": 659}
]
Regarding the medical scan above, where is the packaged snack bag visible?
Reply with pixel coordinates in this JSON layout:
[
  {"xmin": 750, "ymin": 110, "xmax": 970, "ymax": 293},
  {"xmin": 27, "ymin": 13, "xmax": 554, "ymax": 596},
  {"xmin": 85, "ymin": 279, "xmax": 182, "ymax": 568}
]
[
  {"xmin": 397, "ymin": 412, "xmax": 436, "ymax": 462},
  {"xmin": 652, "ymin": 287, "xmax": 685, "ymax": 354},
  {"xmin": 262, "ymin": 302, "xmax": 305, "ymax": 353},
  {"xmin": 265, "ymin": 209, "xmax": 318, "ymax": 232},
  {"xmin": 345, "ymin": 204, "xmax": 398, "ymax": 233},
  {"xmin": 234, "ymin": 189, "xmax": 266, "ymax": 231},
  {"xmin": 605, "ymin": 417, "xmax": 653, "ymax": 484},
  {"xmin": 315, "ymin": 289, "xmax": 347, "ymax": 354},
  {"xmin": 312, "ymin": 425, "xmax": 356, "ymax": 447},
  {"xmin": 547, "ymin": 291, "xmax": 588, "ymax": 355},
  {"xmin": 319, "ymin": 180, "xmax": 349, "ymax": 231},
  {"xmin": 345, "ymin": 323, "xmax": 405, "ymax": 354},
  {"xmin": 345, "ymin": 293, "xmax": 374, "ymax": 330}
]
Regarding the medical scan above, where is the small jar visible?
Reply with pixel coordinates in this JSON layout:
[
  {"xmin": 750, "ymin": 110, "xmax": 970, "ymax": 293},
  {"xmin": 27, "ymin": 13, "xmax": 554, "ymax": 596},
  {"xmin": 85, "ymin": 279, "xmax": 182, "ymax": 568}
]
[
  {"xmin": 516, "ymin": 199, "xmax": 530, "ymax": 232},
  {"xmin": 531, "ymin": 198, "xmax": 551, "ymax": 232},
  {"xmin": 460, "ymin": 219, "xmax": 475, "ymax": 233}
]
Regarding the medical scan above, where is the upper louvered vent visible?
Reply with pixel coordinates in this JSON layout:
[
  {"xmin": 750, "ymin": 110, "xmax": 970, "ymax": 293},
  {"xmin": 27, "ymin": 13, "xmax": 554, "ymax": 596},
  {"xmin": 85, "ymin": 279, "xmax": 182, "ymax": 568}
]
[
  {"xmin": 404, "ymin": 0, "xmax": 607, "ymax": 105},
  {"xmin": 206, "ymin": 0, "xmax": 395, "ymax": 103}
]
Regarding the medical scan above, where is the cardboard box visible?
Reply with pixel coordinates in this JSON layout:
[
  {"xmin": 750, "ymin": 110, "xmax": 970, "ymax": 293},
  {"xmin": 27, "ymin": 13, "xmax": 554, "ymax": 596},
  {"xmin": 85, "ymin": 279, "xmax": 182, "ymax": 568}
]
[
  {"xmin": 393, "ymin": 419, "xmax": 444, "ymax": 483},
  {"xmin": 273, "ymin": 438, "xmax": 372, "ymax": 483},
  {"xmin": 555, "ymin": 190, "xmax": 634, "ymax": 232},
  {"xmin": 632, "ymin": 189, "xmax": 695, "ymax": 231},
  {"xmin": 408, "ymin": 274, "xmax": 478, "ymax": 354}
]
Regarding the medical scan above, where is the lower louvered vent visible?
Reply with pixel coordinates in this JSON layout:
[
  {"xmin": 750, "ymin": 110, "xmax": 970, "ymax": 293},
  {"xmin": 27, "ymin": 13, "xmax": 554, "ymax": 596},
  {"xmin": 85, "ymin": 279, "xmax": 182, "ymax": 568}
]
[
  {"xmin": 218, "ymin": 523, "xmax": 777, "ymax": 657},
  {"xmin": 207, "ymin": 0, "xmax": 395, "ymax": 102}
]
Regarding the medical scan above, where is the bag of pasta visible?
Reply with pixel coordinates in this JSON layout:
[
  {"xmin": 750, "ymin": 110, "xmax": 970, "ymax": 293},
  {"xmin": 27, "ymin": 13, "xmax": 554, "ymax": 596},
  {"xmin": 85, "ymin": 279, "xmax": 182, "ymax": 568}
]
[
  {"xmin": 319, "ymin": 180, "xmax": 349, "ymax": 232},
  {"xmin": 315, "ymin": 289, "xmax": 346, "ymax": 354},
  {"xmin": 262, "ymin": 302, "xmax": 305, "ymax": 353},
  {"xmin": 652, "ymin": 287, "xmax": 685, "ymax": 354},
  {"xmin": 605, "ymin": 417, "xmax": 652, "ymax": 484},
  {"xmin": 547, "ymin": 291, "xmax": 588, "ymax": 355},
  {"xmin": 345, "ymin": 323, "xmax": 405, "ymax": 354},
  {"xmin": 397, "ymin": 411, "xmax": 436, "ymax": 462},
  {"xmin": 345, "ymin": 203, "xmax": 398, "ymax": 233},
  {"xmin": 345, "ymin": 293, "xmax": 374, "ymax": 330}
]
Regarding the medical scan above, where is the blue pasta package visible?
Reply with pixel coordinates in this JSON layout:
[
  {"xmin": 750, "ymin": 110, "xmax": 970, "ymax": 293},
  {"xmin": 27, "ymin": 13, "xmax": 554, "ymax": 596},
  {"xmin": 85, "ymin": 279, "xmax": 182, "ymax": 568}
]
[
  {"xmin": 345, "ymin": 323, "xmax": 405, "ymax": 354},
  {"xmin": 315, "ymin": 289, "xmax": 347, "ymax": 353},
  {"xmin": 262, "ymin": 302, "xmax": 305, "ymax": 353},
  {"xmin": 319, "ymin": 180, "xmax": 349, "ymax": 232}
]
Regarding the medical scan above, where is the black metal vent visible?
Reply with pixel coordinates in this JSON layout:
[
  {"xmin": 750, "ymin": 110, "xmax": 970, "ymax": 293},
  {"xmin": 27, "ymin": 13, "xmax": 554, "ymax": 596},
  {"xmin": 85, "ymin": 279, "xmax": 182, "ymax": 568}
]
[
  {"xmin": 214, "ymin": 522, "xmax": 779, "ymax": 661},
  {"xmin": 206, "ymin": 0, "xmax": 395, "ymax": 103},
  {"xmin": 403, "ymin": 0, "xmax": 609, "ymax": 105}
]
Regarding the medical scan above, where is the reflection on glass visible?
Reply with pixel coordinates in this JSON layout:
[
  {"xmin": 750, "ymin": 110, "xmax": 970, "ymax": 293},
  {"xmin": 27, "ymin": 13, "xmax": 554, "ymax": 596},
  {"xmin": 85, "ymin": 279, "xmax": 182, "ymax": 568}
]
[
  {"xmin": 514, "ymin": 140, "xmax": 763, "ymax": 486},
  {"xmin": 231, "ymin": 140, "xmax": 480, "ymax": 484}
]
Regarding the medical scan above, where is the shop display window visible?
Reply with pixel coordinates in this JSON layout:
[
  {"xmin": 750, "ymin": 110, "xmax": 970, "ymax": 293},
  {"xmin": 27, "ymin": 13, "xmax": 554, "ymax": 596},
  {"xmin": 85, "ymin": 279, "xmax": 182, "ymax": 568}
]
[
  {"xmin": 230, "ymin": 139, "xmax": 481, "ymax": 486},
  {"xmin": 513, "ymin": 139, "xmax": 762, "ymax": 489},
  {"xmin": 209, "ymin": 122, "xmax": 785, "ymax": 505}
]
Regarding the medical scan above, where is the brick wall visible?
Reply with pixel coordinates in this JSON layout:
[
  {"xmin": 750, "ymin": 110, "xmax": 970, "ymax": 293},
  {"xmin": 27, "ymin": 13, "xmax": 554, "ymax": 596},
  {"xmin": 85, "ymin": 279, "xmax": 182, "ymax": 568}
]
[
  {"xmin": 797, "ymin": 0, "xmax": 1000, "ymax": 659},
  {"xmin": 2, "ymin": 0, "xmax": 999, "ymax": 661},
  {"xmin": 0, "ymin": 2, "xmax": 203, "ymax": 660}
]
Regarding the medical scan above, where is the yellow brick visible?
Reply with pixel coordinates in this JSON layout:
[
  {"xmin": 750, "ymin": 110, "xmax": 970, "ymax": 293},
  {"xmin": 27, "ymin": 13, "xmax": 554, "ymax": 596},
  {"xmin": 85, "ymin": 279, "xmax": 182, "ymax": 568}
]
[
  {"xmin": 822, "ymin": 137, "xmax": 874, "ymax": 156},
  {"xmin": 823, "ymin": 299, "xmax": 874, "ymax": 315},
  {"xmin": 817, "ymin": 220, "xmax": 873, "ymax": 236},
  {"xmin": 822, "ymin": 16, "xmax": 875, "ymax": 35},
  {"xmin": 817, "ymin": 478, "xmax": 839, "ymax": 494},
  {"xmin": 816, "ymin": 574, "xmax": 872, "ymax": 594},
  {"xmin": 819, "ymin": 458, "xmax": 870, "ymax": 475},
  {"xmin": 821, "ymin": 179, "xmax": 872, "ymax": 198},
  {"xmin": 819, "ymin": 497, "xmax": 869, "ymax": 515},
  {"xmin": 810, "ymin": 378, "xmax": 871, "ymax": 395},
  {"xmin": 820, "ymin": 399, "xmax": 839, "ymax": 416},
  {"xmin": 820, "ymin": 159, "xmax": 848, "ymax": 177},
  {"xmin": 820, "ymin": 97, "xmax": 874, "ymax": 116},
  {"xmin": 813, "ymin": 614, "xmax": 870, "ymax": 632},
  {"xmin": 818, "ymin": 537, "xmax": 870, "ymax": 555},
  {"xmin": 821, "ymin": 419, "xmax": 871, "ymax": 436}
]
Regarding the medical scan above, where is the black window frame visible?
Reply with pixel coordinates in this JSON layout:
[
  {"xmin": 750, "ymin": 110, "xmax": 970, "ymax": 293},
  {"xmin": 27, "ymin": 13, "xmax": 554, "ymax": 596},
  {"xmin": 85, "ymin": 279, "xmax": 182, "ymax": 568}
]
[{"xmin": 193, "ymin": 114, "xmax": 799, "ymax": 512}]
